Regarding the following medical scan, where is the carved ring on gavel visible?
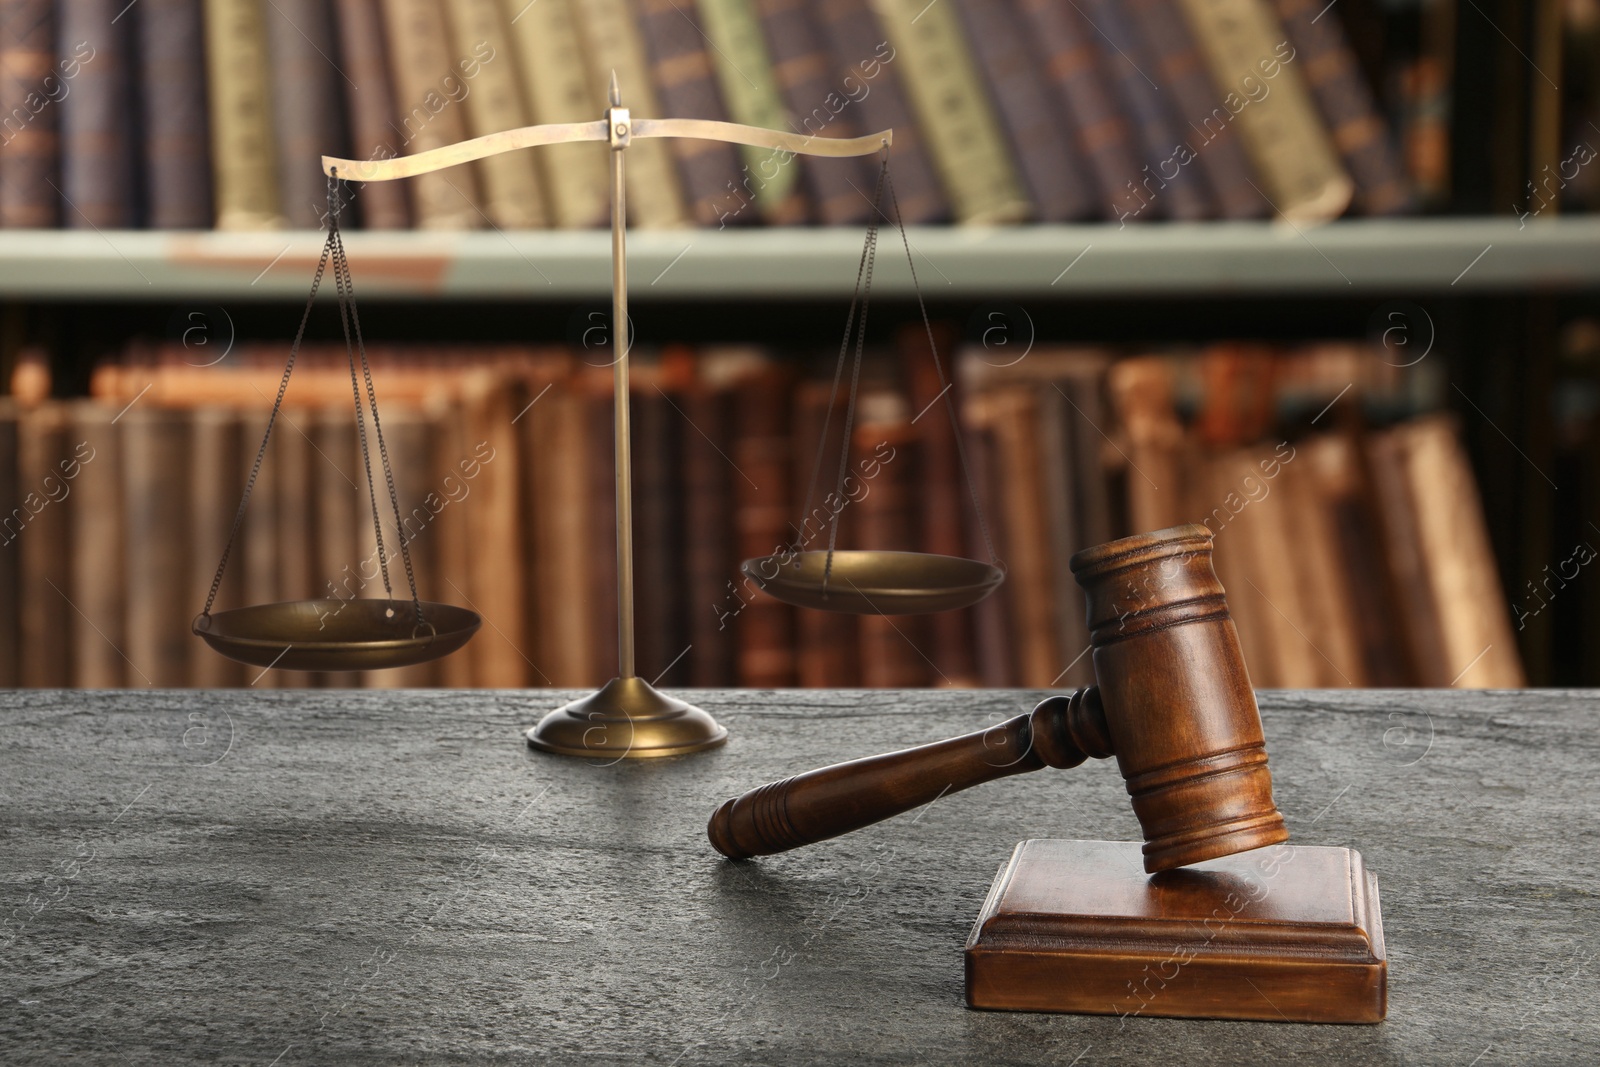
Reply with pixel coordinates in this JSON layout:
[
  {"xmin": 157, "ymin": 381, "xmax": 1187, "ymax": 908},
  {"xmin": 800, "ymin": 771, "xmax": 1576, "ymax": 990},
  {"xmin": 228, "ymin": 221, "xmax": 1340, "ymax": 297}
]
[{"xmin": 707, "ymin": 524, "xmax": 1290, "ymax": 873}]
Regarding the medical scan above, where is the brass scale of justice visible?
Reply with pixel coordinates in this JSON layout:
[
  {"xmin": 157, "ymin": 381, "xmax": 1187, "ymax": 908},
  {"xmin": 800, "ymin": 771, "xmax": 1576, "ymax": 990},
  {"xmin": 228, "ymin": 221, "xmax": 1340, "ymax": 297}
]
[{"xmin": 192, "ymin": 76, "xmax": 1004, "ymax": 757}]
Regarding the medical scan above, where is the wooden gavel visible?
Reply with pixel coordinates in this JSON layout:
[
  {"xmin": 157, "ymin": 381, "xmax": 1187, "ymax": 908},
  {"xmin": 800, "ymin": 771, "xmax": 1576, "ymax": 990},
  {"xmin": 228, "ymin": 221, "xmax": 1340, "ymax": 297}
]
[{"xmin": 708, "ymin": 524, "xmax": 1290, "ymax": 873}]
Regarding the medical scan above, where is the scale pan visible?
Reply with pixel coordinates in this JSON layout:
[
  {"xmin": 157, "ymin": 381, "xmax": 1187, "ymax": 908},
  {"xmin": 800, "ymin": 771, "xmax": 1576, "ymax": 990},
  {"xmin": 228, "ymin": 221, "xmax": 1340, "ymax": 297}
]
[
  {"xmin": 194, "ymin": 599, "xmax": 481, "ymax": 672},
  {"xmin": 741, "ymin": 550, "xmax": 1004, "ymax": 615}
]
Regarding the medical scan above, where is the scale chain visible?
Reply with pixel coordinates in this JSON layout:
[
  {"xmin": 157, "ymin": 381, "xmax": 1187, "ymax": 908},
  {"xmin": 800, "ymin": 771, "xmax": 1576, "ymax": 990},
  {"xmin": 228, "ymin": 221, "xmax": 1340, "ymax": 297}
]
[{"xmin": 199, "ymin": 172, "xmax": 426, "ymax": 632}]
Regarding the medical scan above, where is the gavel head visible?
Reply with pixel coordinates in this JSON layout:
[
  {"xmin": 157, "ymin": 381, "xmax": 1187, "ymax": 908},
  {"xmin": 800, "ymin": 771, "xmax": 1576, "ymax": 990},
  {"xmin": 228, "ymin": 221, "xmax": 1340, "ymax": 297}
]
[{"xmin": 1065, "ymin": 523, "xmax": 1288, "ymax": 873}]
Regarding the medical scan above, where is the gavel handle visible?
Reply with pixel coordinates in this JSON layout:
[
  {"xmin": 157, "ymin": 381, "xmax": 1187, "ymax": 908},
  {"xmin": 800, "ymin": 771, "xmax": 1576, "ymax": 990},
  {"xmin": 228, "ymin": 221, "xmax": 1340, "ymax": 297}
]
[{"xmin": 707, "ymin": 688, "xmax": 1113, "ymax": 859}]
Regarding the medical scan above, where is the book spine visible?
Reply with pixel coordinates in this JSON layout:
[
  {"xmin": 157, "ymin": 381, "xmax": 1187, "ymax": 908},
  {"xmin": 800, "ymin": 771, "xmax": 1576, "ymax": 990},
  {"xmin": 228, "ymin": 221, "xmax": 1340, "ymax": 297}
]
[
  {"xmin": 1124, "ymin": 0, "xmax": 1268, "ymax": 220},
  {"xmin": 1078, "ymin": 0, "xmax": 1214, "ymax": 221},
  {"xmin": 383, "ymin": 406, "xmax": 443, "ymax": 686},
  {"xmin": 0, "ymin": 0, "xmax": 60, "ymax": 227},
  {"xmin": 636, "ymin": 0, "xmax": 748, "ymax": 227},
  {"xmin": 1270, "ymin": 0, "xmax": 1414, "ymax": 215},
  {"xmin": 428, "ymin": 394, "xmax": 476, "ymax": 686},
  {"xmin": 18, "ymin": 403, "xmax": 72, "ymax": 686},
  {"xmin": 535, "ymin": 380, "xmax": 598, "ymax": 685},
  {"xmin": 500, "ymin": 0, "xmax": 609, "ymax": 228},
  {"xmin": 680, "ymin": 374, "xmax": 738, "ymax": 686},
  {"xmin": 854, "ymin": 396, "xmax": 930, "ymax": 687},
  {"xmin": 791, "ymin": 379, "xmax": 860, "ymax": 687},
  {"xmin": 203, "ymin": 0, "xmax": 284, "ymax": 229},
  {"xmin": 67, "ymin": 402, "xmax": 123, "ymax": 687},
  {"xmin": 585, "ymin": 371, "xmax": 619, "ymax": 680},
  {"xmin": 949, "ymin": 0, "xmax": 1096, "ymax": 222},
  {"xmin": 380, "ymin": 0, "xmax": 483, "ymax": 229},
  {"xmin": 755, "ymin": 0, "xmax": 873, "ymax": 225},
  {"xmin": 631, "ymin": 372, "xmax": 685, "ymax": 685},
  {"xmin": 1035, "ymin": 385, "xmax": 1089, "ymax": 687},
  {"xmin": 731, "ymin": 364, "xmax": 795, "ymax": 686},
  {"xmin": 442, "ymin": 0, "xmax": 548, "ymax": 229},
  {"xmin": 695, "ymin": 0, "xmax": 810, "ymax": 225},
  {"xmin": 331, "ymin": 0, "xmax": 412, "ymax": 229},
  {"xmin": 263, "ymin": 0, "xmax": 344, "ymax": 228},
  {"xmin": 811, "ymin": 0, "xmax": 947, "ymax": 224},
  {"xmin": 1173, "ymin": 0, "xmax": 1354, "ymax": 222},
  {"xmin": 868, "ymin": 0, "xmax": 1029, "ymax": 224},
  {"xmin": 959, "ymin": 390, "xmax": 1015, "ymax": 686},
  {"xmin": 570, "ymin": 0, "xmax": 690, "ymax": 229},
  {"xmin": 0, "ymin": 399, "xmax": 16, "ymax": 685},
  {"xmin": 240, "ymin": 404, "xmax": 280, "ymax": 686},
  {"xmin": 123, "ymin": 408, "xmax": 193, "ymax": 687},
  {"xmin": 898, "ymin": 323, "xmax": 977, "ymax": 684},
  {"xmin": 189, "ymin": 406, "xmax": 244, "ymax": 686},
  {"xmin": 138, "ymin": 0, "xmax": 212, "ymax": 229},
  {"xmin": 1012, "ymin": 0, "xmax": 1146, "ymax": 222},
  {"xmin": 989, "ymin": 387, "xmax": 1060, "ymax": 687},
  {"xmin": 58, "ymin": 0, "xmax": 136, "ymax": 227},
  {"xmin": 463, "ymin": 370, "xmax": 530, "ymax": 686}
]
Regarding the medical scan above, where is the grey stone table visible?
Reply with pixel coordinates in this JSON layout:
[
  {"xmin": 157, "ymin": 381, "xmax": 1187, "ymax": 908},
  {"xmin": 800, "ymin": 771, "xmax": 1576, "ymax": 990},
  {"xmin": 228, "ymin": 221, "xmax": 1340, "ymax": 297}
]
[{"xmin": 1, "ymin": 689, "xmax": 1596, "ymax": 1065}]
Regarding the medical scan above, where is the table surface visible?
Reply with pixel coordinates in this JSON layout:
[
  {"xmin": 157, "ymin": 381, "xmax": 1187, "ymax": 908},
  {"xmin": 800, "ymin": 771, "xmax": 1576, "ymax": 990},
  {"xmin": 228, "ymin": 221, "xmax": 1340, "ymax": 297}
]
[{"xmin": 1, "ymin": 688, "xmax": 1596, "ymax": 1065}]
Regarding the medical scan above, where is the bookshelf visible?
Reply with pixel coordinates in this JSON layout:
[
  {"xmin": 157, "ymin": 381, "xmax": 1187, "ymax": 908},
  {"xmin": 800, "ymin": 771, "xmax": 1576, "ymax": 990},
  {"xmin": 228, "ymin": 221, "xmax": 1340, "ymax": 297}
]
[{"xmin": 3, "ymin": 218, "xmax": 1599, "ymax": 299}]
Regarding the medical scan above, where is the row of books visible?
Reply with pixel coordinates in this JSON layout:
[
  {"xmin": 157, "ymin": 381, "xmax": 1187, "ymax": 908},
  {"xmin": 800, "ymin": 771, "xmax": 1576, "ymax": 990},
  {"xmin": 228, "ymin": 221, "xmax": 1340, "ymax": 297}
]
[
  {"xmin": 0, "ymin": 0, "xmax": 1412, "ymax": 233},
  {"xmin": 0, "ymin": 334, "xmax": 1521, "ymax": 689}
]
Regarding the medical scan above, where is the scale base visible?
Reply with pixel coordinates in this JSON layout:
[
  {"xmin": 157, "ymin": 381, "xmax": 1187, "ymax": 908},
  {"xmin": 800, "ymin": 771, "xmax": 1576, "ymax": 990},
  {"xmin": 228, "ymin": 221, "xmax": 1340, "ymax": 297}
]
[
  {"xmin": 525, "ymin": 677, "xmax": 728, "ymax": 759},
  {"xmin": 965, "ymin": 840, "xmax": 1386, "ymax": 1024}
]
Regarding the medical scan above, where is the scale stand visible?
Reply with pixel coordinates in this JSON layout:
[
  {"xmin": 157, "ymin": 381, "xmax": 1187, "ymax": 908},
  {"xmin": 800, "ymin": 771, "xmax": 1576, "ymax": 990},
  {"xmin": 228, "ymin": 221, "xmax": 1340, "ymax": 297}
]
[{"xmin": 323, "ymin": 75, "xmax": 890, "ymax": 758}]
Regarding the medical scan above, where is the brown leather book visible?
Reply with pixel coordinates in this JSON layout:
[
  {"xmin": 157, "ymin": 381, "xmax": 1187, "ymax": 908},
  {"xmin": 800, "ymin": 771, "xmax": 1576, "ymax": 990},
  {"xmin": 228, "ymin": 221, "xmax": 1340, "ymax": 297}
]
[
  {"xmin": 635, "ymin": 0, "xmax": 747, "ymax": 228},
  {"xmin": 0, "ymin": 398, "xmax": 17, "ymax": 685},
  {"xmin": 584, "ymin": 367, "xmax": 620, "ymax": 682},
  {"xmin": 1270, "ymin": 0, "xmax": 1414, "ymax": 215},
  {"xmin": 65, "ymin": 403, "xmax": 122, "ymax": 687},
  {"xmin": 528, "ymin": 374, "xmax": 596, "ymax": 686},
  {"xmin": 1125, "ymin": 0, "xmax": 1268, "ymax": 219},
  {"xmin": 264, "ymin": 0, "xmax": 345, "ymax": 228},
  {"xmin": 428, "ymin": 393, "xmax": 476, "ymax": 686},
  {"xmin": 959, "ymin": 391, "xmax": 1014, "ymax": 686},
  {"xmin": 138, "ymin": 0, "xmax": 212, "ymax": 229},
  {"xmin": 1035, "ymin": 385, "xmax": 1090, "ymax": 687},
  {"xmin": 0, "ymin": 0, "xmax": 60, "ymax": 227},
  {"xmin": 463, "ymin": 369, "xmax": 529, "ymax": 687},
  {"xmin": 1079, "ymin": 0, "xmax": 1213, "ymax": 220},
  {"xmin": 1192, "ymin": 448, "xmax": 1279, "ymax": 687},
  {"xmin": 189, "ymin": 406, "xmax": 244, "ymax": 687},
  {"xmin": 380, "ymin": 0, "xmax": 482, "ymax": 229},
  {"xmin": 274, "ymin": 405, "xmax": 314, "ymax": 609},
  {"xmin": 122, "ymin": 408, "xmax": 192, "ymax": 687},
  {"xmin": 753, "ymin": 0, "xmax": 871, "ymax": 225},
  {"xmin": 331, "ymin": 0, "xmax": 411, "ymax": 229},
  {"xmin": 678, "ymin": 358, "xmax": 738, "ymax": 687},
  {"xmin": 791, "ymin": 377, "xmax": 860, "ymax": 687},
  {"xmin": 1371, "ymin": 416, "xmax": 1526, "ymax": 687},
  {"xmin": 898, "ymin": 323, "xmax": 978, "ymax": 685},
  {"xmin": 631, "ymin": 360, "xmax": 687, "ymax": 686},
  {"xmin": 1106, "ymin": 355, "xmax": 1188, "ymax": 533},
  {"xmin": 17, "ymin": 403, "xmax": 73, "ymax": 686},
  {"xmin": 308, "ymin": 405, "xmax": 359, "ymax": 689},
  {"xmin": 1282, "ymin": 433, "xmax": 1368, "ymax": 686},
  {"xmin": 811, "ymin": 0, "xmax": 947, "ymax": 224},
  {"xmin": 58, "ymin": 0, "xmax": 136, "ymax": 227},
  {"xmin": 854, "ymin": 392, "xmax": 930, "ymax": 687},
  {"xmin": 950, "ymin": 0, "xmax": 1096, "ymax": 223},
  {"xmin": 730, "ymin": 357, "xmax": 796, "ymax": 685},
  {"xmin": 987, "ymin": 386, "xmax": 1060, "ymax": 688},
  {"xmin": 1013, "ymin": 0, "xmax": 1147, "ymax": 222},
  {"xmin": 239, "ymin": 405, "xmax": 281, "ymax": 687}
]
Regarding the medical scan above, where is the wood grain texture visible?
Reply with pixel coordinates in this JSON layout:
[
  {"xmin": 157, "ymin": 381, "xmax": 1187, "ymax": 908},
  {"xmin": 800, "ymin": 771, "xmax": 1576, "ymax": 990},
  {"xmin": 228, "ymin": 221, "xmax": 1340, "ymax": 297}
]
[{"xmin": 0, "ymin": 687, "xmax": 1596, "ymax": 1061}]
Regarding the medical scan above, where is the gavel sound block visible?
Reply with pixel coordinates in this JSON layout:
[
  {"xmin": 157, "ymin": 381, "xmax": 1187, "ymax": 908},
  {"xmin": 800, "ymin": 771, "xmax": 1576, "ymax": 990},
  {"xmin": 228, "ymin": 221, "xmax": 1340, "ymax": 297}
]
[{"xmin": 709, "ymin": 525, "xmax": 1386, "ymax": 1024}]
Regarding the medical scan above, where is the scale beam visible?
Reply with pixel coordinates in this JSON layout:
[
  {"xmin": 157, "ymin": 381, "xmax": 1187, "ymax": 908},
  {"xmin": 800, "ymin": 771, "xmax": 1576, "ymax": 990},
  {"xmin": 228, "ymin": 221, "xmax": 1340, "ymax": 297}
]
[{"xmin": 322, "ymin": 119, "xmax": 892, "ymax": 182}]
